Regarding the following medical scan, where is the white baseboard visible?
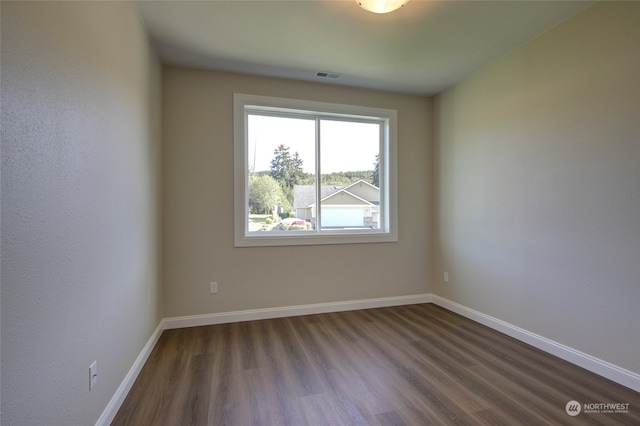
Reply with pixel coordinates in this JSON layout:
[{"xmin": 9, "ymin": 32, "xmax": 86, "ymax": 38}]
[
  {"xmin": 95, "ymin": 321, "xmax": 164, "ymax": 426},
  {"xmin": 431, "ymin": 294, "xmax": 640, "ymax": 393},
  {"xmin": 163, "ymin": 293, "xmax": 433, "ymax": 329}
]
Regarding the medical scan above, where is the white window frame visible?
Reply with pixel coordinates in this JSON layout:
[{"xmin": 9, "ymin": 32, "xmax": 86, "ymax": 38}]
[{"xmin": 234, "ymin": 93, "xmax": 398, "ymax": 247}]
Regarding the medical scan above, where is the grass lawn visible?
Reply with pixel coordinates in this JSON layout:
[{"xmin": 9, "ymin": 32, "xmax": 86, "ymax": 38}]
[{"xmin": 248, "ymin": 214, "xmax": 278, "ymax": 232}]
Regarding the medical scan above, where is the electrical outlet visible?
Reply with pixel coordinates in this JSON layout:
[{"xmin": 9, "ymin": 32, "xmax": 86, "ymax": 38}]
[
  {"xmin": 210, "ymin": 282, "xmax": 218, "ymax": 294},
  {"xmin": 443, "ymin": 272, "xmax": 449, "ymax": 283},
  {"xmin": 89, "ymin": 360, "xmax": 98, "ymax": 390}
]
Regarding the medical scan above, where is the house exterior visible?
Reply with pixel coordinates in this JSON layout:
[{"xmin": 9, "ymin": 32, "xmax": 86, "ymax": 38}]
[{"xmin": 293, "ymin": 180, "xmax": 380, "ymax": 229}]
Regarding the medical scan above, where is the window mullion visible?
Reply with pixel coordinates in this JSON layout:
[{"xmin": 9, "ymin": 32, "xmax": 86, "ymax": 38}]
[
  {"xmin": 315, "ymin": 116, "xmax": 321, "ymax": 233},
  {"xmin": 378, "ymin": 121, "xmax": 386, "ymax": 231}
]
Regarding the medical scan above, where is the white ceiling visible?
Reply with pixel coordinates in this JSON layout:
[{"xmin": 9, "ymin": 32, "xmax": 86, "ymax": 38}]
[{"xmin": 135, "ymin": 0, "xmax": 596, "ymax": 95}]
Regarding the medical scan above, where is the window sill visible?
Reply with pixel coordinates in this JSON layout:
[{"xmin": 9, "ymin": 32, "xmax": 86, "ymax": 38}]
[{"xmin": 234, "ymin": 231, "xmax": 398, "ymax": 248}]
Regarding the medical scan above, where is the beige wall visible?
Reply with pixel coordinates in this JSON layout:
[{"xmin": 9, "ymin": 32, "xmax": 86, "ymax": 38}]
[
  {"xmin": 3, "ymin": 1, "xmax": 637, "ymax": 423},
  {"xmin": 433, "ymin": 1, "xmax": 639, "ymax": 374},
  {"xmin": 1, "ymin": 2, "xmax": 163, "ymax": 424},
  {"xmin": 163, "ymin": 68, "xmax": 432, "ymax": 317}
]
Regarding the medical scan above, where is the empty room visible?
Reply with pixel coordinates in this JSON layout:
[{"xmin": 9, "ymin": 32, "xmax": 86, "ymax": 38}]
[{"xmin": 1, "ymin": 0, "xmax": 639, "ymax": 425}]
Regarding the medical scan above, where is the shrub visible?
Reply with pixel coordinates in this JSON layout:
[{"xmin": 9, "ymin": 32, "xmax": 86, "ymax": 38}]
[{"xmin": 265, "ymin": 217, "xmax": 273, "ymax": 224}]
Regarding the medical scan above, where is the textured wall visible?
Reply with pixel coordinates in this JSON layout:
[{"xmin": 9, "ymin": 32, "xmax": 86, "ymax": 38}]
[
  {"xmin": 1, "ymin": 2, "xmax": 163, "ymax": 424},
  {"xmin": 433, "ymin": 1, "xmax": 639, "ymax": 374},
  {"xmin": 163, "ymin": 68, "xmax": 432, "ymax": 317}
]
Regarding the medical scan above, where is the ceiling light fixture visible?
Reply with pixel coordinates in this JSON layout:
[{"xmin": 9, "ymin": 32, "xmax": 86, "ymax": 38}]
[{"xmin": 356, "ymin": 0, "xmax": 408, "ymax": 14}]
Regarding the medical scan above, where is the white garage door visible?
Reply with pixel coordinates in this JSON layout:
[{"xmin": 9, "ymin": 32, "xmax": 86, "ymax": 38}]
[{"xmin": 321, "ymin": 207, "xmax": 363, "ymax": 227}]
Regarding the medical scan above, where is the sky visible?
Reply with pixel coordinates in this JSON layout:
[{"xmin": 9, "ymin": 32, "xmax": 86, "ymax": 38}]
[{"xmin": 248, "ymin": 114, "xmax": 380, "ymax": 174}]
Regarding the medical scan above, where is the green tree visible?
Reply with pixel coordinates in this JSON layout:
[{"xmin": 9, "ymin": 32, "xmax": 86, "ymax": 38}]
[
  {"xmin": 248, "ymin": 174, "xmax": 284, "ymax": 214},
  {"xmin": 270, "ymin": 145, "xmax": 306, "ymax": 207},
  {"xmin": 270, "ymin": 144, "xmax": 304, "ymax": 191},
  {"xmin": 371, "ymin": 154, "xmax": 380, "ymax": 187},
  {"xmin": 292, "ymin": 152, "xmax": 304, "ymax": 184},
  {"xmin": 321, "ymin": 170, "xmax": 373, "ymax": 186}
]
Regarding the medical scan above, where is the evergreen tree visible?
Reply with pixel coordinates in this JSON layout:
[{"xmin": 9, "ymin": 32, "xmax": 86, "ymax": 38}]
[
  {"xmin": 292, "ymin": 152, "xmax": 304, "ymax": 184},
  {"xmin": 270, "ymin": 145, "xmax": 305, "ymax": 204},
  {"xmin": 372, "ymin": 154, "xmax": 380, "ymax": 187}
]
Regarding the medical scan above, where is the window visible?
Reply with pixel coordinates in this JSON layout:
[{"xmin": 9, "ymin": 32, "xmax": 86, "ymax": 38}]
[{"xmin": 234, "ymin": 94, "xmax": 397, "ymax": 247}]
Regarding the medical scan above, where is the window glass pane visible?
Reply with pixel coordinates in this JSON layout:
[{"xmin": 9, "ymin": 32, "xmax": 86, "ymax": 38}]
[
  {"xmin": 319, "ymin": 120, "xmax": 381, "ymax": 230},
  {"xmin": 247, "ymin": 114, "xmax": 315, "ymax": 233}
]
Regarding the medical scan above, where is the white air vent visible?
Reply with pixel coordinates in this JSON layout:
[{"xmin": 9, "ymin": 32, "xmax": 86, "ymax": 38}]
[{"xmin": 316, "ymin": 71, "xmax": 341, "ymax": 79}]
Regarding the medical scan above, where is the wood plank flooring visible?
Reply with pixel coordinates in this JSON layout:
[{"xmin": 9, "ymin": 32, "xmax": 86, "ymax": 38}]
[{"xmin": 112, "ymin": 304, "xmax": 640, "ymax": 425}]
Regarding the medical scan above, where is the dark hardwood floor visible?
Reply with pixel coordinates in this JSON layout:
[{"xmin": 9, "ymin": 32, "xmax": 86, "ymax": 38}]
[{"xmin": 112, "ymin": 304, "xmax": 640, "ymax": 425}]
